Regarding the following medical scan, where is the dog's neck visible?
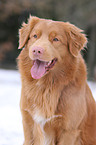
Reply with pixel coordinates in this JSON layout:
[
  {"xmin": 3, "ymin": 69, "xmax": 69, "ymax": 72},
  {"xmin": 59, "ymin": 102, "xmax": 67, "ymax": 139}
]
[{"xmin": 19, "ymin": 50, "xmax": 87, "ymax": 119}]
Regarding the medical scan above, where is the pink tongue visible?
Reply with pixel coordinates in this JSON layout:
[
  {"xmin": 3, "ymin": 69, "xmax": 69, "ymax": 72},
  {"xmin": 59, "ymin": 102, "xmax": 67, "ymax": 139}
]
[{"xmin": 31, "ymin": 60, "xmax": 46, "ymax": 79}]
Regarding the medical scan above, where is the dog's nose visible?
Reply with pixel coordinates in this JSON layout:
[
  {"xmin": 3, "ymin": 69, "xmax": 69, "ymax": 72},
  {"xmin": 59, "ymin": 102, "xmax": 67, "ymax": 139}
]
[{"xmin": 32, "ymin": 46, "xmax": 44, "ymax": 56}]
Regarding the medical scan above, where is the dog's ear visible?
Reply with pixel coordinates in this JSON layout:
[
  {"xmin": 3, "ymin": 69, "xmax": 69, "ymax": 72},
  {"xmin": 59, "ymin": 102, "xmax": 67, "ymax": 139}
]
[
  {"xmin": 18, "ymin": 16, "xmax": 39, "ymax": 49},
  {"xmin": 65, "ymin": 22, "xmax": 87, "ymax": 57}
]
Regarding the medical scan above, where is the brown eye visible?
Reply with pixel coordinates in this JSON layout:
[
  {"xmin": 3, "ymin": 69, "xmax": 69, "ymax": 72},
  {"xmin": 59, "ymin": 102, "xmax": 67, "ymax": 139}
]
[
  {"xmin": 33, "ymin": 34, "xmax": 37, "ymax": 38},
  {"xmin": 53, "ymin": 38, "xmax": 59, "ymax": 41}
]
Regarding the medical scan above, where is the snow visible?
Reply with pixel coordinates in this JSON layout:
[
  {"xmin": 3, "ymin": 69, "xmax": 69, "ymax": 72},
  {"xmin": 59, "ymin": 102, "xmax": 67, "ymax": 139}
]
[
  {"xmin": 0, "ymin": 69, "xmax": 24, "ymax": 145},
  {"xmin": 0, "ymin": 69, "xmax": 96, "ymax": 145}
]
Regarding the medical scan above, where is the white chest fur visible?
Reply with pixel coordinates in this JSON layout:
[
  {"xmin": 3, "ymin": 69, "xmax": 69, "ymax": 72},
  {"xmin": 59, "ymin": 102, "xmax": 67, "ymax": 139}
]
[
  {"xmin": 33, "ymin": 109, "xmax": 51, "ymax": 145},
  {"xmin": 32, "ymin": 109, "xmax": 62, "ymax": 145},
  {"xmin": 33, "ymin": 109, "xmax": 46, "ymax": 129}
]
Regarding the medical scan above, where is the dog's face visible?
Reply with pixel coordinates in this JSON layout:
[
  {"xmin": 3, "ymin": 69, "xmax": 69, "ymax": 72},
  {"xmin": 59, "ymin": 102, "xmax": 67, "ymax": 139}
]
[{"xmin": 19, "ymin": 16, "xmax": 87, "ymax": 80}]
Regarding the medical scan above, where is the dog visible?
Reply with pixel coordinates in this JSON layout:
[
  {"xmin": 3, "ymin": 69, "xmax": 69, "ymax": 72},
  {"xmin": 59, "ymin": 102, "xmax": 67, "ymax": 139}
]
[{"xmin": 18, "ymin": 16, "xmax": 96, "ymax": 145}]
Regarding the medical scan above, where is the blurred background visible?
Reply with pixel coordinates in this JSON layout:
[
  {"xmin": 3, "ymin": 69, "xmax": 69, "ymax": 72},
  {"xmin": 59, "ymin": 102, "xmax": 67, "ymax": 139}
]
[{"xmin": 0, "ymin": 0, "xmax": 96, "ymax": 80}]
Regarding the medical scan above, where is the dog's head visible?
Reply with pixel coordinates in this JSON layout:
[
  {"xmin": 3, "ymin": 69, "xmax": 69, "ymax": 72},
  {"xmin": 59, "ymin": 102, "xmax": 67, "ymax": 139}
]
[{"xmin": 18, "ymin": 16, "xmax": 87, "ymax": 80}]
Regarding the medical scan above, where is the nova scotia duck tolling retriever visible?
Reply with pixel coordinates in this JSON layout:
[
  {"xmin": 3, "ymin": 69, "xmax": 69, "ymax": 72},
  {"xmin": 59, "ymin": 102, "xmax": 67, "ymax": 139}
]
[{"xmin": 17, "ymin": 16, "xmax": 96, "ymax": 145}]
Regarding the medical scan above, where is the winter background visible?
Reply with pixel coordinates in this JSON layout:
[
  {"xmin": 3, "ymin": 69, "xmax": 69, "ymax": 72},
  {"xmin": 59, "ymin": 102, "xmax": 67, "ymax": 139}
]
[
  {"xmin": 0, "ymin": 69, "xmax": 23, "ymax": 145},
  {"xmin": 0, "ymin": 69, "xmax": 96, "ymax": 145}
]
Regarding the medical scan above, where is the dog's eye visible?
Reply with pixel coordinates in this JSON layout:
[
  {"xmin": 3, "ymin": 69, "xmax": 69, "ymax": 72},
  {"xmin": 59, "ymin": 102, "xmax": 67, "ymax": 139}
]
[
  {"xmin": 33, "ymin": 34, "xmax": 37, "ymax": 38},
  {"xmin": 53, "ymin": 38, "xmax": 59, "ymax": 42}
]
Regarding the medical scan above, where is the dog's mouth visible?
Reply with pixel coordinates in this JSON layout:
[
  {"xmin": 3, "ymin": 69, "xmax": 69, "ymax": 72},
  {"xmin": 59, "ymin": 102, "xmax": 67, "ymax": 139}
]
[{"xmin": 31, "ymin": 58, "xmax": 57, "ymax": 79}]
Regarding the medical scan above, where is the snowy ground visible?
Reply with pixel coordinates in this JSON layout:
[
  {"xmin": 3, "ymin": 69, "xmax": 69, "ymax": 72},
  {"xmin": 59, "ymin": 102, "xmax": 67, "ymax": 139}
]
[
  {"xmin": 0, "ymin": 69, "xmax": 96, "ymax": 145},
  {"xmin": 0, "ymin": 69, "xmax": 23, "ymax": 145}
]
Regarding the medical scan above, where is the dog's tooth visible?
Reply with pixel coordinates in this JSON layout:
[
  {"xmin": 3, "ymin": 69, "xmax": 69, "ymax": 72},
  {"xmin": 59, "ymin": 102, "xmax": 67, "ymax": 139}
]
[
  {"xmin": 50, "ymin": 61, "xmax": 52, "ymax": 64},
  {"xmin": 48, "ymin": 61, "xmax": 52, "ymax": 65}
]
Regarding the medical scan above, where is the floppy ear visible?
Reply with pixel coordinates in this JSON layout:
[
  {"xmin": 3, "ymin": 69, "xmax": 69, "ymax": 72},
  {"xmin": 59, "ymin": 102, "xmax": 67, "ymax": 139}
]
[
  {"xmin": 65, "ymin": 22, "xmax": 87, "ymax": 57},
  {"xmin": 18, "ymin": 16, "xmax": 39, "ymax": 49}
]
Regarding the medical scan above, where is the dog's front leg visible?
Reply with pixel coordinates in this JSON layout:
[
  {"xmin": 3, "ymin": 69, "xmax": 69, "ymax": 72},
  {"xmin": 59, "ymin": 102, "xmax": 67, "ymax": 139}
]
[
  {"xmin": 21, "ymin": 109, "xmax": 34, "ymax": 145},
  {"xmin": 57, "ymin": 130, "xmax": 81, "ymax": 145}
]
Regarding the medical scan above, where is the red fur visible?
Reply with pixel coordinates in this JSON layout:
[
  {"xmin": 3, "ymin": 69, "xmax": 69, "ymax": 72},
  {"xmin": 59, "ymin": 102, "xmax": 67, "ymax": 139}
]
[{"xmin": 17, "ymin": 16, "xmax": 96, "ymax": 145}]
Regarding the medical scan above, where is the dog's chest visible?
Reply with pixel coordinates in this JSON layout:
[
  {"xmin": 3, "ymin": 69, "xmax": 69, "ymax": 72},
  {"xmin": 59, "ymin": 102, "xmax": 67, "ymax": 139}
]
[
  {"xmin": 32, "ymin": 109, "xmax": 53, "ymax": 145},
  {"xmin": 33, "ymin": 109, "xmax": 46, "ymax": 126},
  {"xmin": 32, "ymin": 108, "xmax": 61, "ymax": 145},
  {"xmin": 26, "ymin": 83, "xmax": 61, "ymax": 144},
  {"xmin": 27, "ymin": 84, "xmax": 60, "ymax": 118}
]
